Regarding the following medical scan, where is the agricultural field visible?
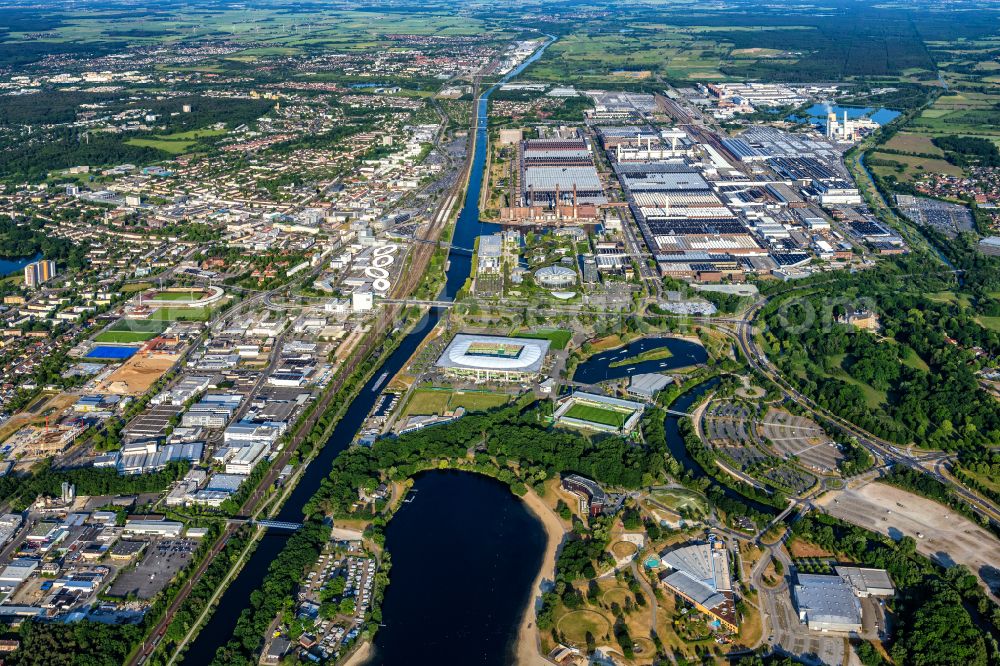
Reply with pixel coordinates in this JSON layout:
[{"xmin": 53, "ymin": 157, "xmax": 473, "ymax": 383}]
[
  {"xmin": 866, "ymin": 151, "xmax": 963, "ymax": 182},
  {"xmin": 523, "ymin": 31, "xmax": 726, "ymax": 84}
]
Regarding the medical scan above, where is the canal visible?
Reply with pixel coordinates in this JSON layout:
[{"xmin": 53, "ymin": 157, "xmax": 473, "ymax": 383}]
[
  {"xmin": 662, "ymin": 377, "xmax": 777, "ymax": 516},
  {"xmin": 186, "ymin": 37, "xmax": 555, "ymax": 663}
]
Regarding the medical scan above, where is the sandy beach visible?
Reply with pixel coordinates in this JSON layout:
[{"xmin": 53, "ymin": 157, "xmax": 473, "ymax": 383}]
[
  {"xmin": 342, "ymin": 640, "xmax": 372, "ymax": 666},
  {"xmin": 514, "ymin": 488, "xmax": 568, "ymax": 666}
]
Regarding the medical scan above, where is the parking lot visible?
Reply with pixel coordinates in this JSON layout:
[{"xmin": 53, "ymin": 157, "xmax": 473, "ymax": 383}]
[
  {"xmin": 108, "ymin": 538, "xmax": 196, "ymax": 599},
  {"xmin": 761, "ymin": 408, "xmax": 844, "ymax": 475},
  {"xmin": 820, "ymin": 481, "xmax": 1000, "ymax": 601}
]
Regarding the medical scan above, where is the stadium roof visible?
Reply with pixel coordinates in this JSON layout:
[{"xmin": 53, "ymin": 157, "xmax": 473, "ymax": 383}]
[{"xmin": 436, "ymin": 334, "xmax": 550, "ymax": 372}]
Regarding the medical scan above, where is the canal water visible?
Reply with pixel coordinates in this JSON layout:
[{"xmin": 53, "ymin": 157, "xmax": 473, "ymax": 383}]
[
  {"xmin": 662, "ymin": 377, "xmax": 776, "ymax": 516},
  {"xmin": 365, "ymin": 471, "xmax": 546, "ymax": 665},
  {"xmin": 572, "ymin": 336, "xmax": 708, "ymax": 385},
  {"xmin": 187, "ymin": 37, "xmax": 555, "ymax": 663}
]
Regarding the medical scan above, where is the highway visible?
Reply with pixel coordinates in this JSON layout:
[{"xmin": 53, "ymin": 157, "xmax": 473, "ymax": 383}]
[{"xmin": 728, "ymin": 298, "xmax": 1000, "ymax": 526}]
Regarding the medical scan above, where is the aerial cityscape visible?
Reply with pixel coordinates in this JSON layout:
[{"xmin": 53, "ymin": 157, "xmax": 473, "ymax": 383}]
[{"xmin": 0, "ymin": 0, "xmax": 998, "ymax": 664}]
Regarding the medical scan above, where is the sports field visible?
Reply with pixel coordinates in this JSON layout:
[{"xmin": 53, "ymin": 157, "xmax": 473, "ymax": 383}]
[
  {"xmin": 149, "ymin": 291, "xmax": 205, "ymax": 301},
  {"xmin": 94, "ymin": 330, "xmax": 157, "ymax": 343},
  {"xmin": 149, "ymin": 307, "xmax": 213, "ymax": 321},
  {"xmin": 564, "ymin": 403, "xmax": 629, "ymax": 428}
]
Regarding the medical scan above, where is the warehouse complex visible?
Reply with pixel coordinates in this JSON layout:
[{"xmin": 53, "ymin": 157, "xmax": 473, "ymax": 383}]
[{"xmin": 793, "ymin": 566, "xmax": 894, "ymax": 633}]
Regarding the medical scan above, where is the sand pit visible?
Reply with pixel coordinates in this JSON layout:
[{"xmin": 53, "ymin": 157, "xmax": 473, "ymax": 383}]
[
  {"xmin": 820, "ymin": 481, "xmax": 1000, "ymax": 600},
  {"xmin": 98, "ymin": 352, "xmax": 178, "ymax": 395}
]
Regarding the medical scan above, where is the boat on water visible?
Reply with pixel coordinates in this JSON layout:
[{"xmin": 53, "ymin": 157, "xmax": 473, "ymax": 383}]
[{"xmin": 371, "ymin": 372, "xmax": 389, "ymax": 392}]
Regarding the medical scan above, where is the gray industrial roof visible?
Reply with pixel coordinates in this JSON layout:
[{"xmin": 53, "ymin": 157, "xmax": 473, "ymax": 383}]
[
  {"xmin": 523, "ymin": 149, "xmax": 593, "ymax": 161},
  {"xmin": 629, "ymin": 373, "xmax": 672, "ymax": 398},
  {"xmin": 523, "ymin": 166, "xmax": 603, "ymax": 193},
  {"xmin": 834, "ymin": 566, "xmax": 894, "ymax": 595},
  {"xmin": 794, "ymin": 573, "xmax": 862, "ymax": 628}
]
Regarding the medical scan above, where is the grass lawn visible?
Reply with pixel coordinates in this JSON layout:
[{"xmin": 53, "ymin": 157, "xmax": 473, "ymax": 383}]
[
  {"xmin": 649, "ymin": 487, "xmax": 710, "ymax": 518},
  {"xmin": 121, "ymin": 282, "xmax": 153, "ymax": 293},
  {"xmin": 126, "ymin": 138, "xmax": 197, "ymax": 154},
  {"xmin": 151, "ymin": 291, "xmax": 204, "ymax": 301},
  {"xmin": 403, "ymin": 388, "xmax": 510, "ymax": 417},
  {"xmin": 564, "ymin": 403, "xmax": 629, "ymax": 428},
  {"xmin": 148, "ymin": 307, "xmax": 213, "ymax": 321},
  {"xmin": 824, "ymin": 354, "xmax": 887, "ymax": 408},
  {"xmin": 404, "ymin": 390, "xmax": 453, "ymax": 416},
  {"xmin": 926, "ymin": 290, "xmax": 973, "ymax": 308},
  {"xmin": 898, "ymin": 344, "xmax": 930, "ymax": 372},
  {"xmin": 448, "ymin": 391, "xmax": 510, "ymax": 412},
  {"xmin": 515, "ymin": 328, "xmax": 572, "ymax": 350},
  {"xmin": 976, "ymin": 316, "xmax": 1000, "ymax": 332},
  {"xmin": 556, "ymin": 609, "xmax": 611, "ymax": 646},
  {"xmin": 94, "ymin": 330, "xmax": 157, "ymax": 343},
  {"xmin": 110, "ymin": 319, "xmax": 170, "ymax": 333}
]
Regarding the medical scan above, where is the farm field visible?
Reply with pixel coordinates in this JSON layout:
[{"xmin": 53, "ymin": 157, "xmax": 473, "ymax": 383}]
[
  {"xmin": 882, "ymin": 132, "xmax": 944, "ymax": 156},
  {"xmin": 867, "ymin": 150, "xmax": 963, "ymax": 182}
]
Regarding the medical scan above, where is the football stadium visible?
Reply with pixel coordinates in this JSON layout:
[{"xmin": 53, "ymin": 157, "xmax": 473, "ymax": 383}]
[{"xmin": 435, "ymin": 334, "xmax": 550, "ymax": 382}]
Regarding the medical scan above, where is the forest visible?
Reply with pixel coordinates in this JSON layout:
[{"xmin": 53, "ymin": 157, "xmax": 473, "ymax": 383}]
[{"xmin": 760, "ymin": 252, "xmax": 1000, "ymax": 452}]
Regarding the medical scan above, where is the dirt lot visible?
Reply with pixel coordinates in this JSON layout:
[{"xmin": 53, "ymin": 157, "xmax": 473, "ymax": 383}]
[
  {"xmin": 98, "ymin": 352, "xmax": 177, "ymax": 395},
  {"xmin": 0, "ymin": 393, "xmax": 79, "ymax": 444},
  {"xmin": 819, "ymin": 481, "xmax": 1000, "ymax": 601}
]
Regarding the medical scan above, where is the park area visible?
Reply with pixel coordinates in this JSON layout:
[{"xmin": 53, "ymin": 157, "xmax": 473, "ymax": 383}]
[{"xmin": 400, "ymin": 388, "xmax": 511, "ymax": 418}]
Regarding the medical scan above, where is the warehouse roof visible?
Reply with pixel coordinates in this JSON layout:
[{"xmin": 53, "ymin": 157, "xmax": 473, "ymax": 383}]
[
  {"xmin": 794, "ymin": 573, "xmax": 862, "ymax": 628},
  {"xmin": 523, "ymin": 166, "xmax": 603, "ymax": 192}
]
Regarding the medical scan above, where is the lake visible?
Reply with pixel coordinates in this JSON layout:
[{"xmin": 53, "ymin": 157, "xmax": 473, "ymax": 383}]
[
  {"xmin": 787, "ymin": 103, "xmax": 901, "ymax": 129},
  {"xmin": 0, "ymin": 253, "xmax": 41, "ymax": 277},
  {"xmin": 572, "ymin": 336, "xmax": 708, "ymax": 385},
  {"xmin": 365, "ymin": 471, "xmax": 546, "ymax": 665}
]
